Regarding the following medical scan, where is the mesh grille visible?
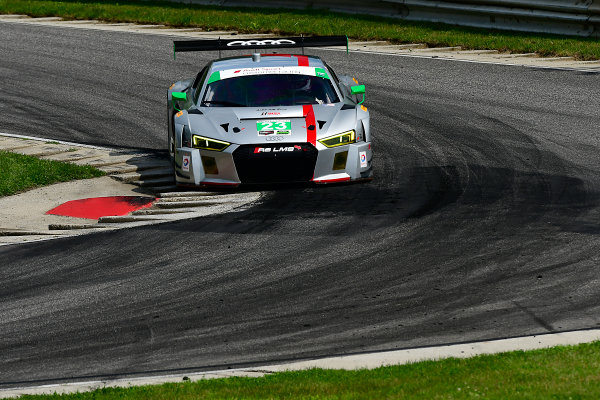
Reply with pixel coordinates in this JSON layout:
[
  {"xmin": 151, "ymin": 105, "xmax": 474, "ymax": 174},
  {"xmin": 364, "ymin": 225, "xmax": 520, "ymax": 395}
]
[{"xmin": 233, "ymin": 143, "xmax": 318, "ymax": 184}]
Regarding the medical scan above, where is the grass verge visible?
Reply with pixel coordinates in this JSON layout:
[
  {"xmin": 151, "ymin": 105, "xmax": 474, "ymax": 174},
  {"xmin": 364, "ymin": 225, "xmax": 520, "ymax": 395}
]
[
  {"xmin": 1, "ymin": 0, "xmax": 599, "ymax": 60},
  {"xmin": 16, "ymin": 341, "xmax": 600, "ymax": 399},
  {"xmin": 0, "ymin": 150, "xmax": 104, "ymax": 197}
]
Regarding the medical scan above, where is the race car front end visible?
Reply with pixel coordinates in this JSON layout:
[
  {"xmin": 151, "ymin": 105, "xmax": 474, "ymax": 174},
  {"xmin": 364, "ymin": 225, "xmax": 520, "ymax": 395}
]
[
  {"xmin": 170, "ymin": 103, "xmax": 372, "ymax": 187},
  {"xmin": 168, "ymin": 36, "xmax": 372, "ymax": 188}
]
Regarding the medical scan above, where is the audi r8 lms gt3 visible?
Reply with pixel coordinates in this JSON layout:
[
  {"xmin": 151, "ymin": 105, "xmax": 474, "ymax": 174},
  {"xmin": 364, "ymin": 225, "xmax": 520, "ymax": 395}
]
[{"xmin": 168, "ymin": 36, "xmax": 372, "ymax": 187}]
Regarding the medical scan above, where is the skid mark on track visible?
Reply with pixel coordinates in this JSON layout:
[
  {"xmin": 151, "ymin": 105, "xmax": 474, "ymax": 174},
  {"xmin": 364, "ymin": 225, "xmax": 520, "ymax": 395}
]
[{"xmin": 513, "ymin": 301, "xmax": 555, "ymax": 332}]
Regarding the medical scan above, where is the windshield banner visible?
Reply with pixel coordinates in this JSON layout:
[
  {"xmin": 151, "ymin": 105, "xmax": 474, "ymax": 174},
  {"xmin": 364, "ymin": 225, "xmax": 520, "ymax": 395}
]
[{"xmin": 210, "ymin": 67, "xmax": 330, "ymax": 82}]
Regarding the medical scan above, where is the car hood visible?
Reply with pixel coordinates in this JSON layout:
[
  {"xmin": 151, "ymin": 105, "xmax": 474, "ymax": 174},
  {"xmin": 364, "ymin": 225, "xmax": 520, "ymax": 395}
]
[{"xmin": 185, "ymin": 104, "xmax": 357, "ymax": 145}]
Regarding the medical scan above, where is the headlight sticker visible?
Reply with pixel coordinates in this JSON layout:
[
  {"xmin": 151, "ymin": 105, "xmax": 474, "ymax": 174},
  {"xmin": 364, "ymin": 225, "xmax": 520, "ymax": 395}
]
[
  {"xmin": 318, "ymin": 130, "xmax": 356, "ymax": 148},
  {"xmin": 192, "ymin": 135, "xmax": 231, "ymax": 151}
]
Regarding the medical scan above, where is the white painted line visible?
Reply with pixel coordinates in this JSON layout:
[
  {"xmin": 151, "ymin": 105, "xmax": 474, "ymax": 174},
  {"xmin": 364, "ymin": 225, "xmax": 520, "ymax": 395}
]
[
  {"xmin": 1, "ymin": 328, "xmax": 599, "ymax": 398},
  {"xmin": 268, "ymin": 328, "xmax": 600, "ymax": 371},
  {"xmin": 0, "ymin": 131, "xmax": 161, "ymax": 158},
  {"xmin": 0, "ymin": 235, "xmax": 67, "ymax": 248},
  {"xmin": 0, "ymin": 132, "xmax": 117, "ymax": 151}
]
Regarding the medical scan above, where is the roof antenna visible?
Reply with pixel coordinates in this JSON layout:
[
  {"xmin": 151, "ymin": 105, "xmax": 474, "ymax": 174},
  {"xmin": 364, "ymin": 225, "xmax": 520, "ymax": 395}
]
[
  {"xmin": 252, "ymin": 53, "xmax": 261, "ymax": 62},
  {"xmin": 301, "ymin": 34, "xmax": 305, "ymax": 55},
  {"xmin": 218, "ymin": 36, "xmax": 221, "ymax": 59}
]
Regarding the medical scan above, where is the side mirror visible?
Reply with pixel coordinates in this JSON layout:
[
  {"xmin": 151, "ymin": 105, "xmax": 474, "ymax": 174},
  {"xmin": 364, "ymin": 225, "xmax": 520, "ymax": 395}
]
[
  {"xmin": 351, "ymin": 85, "xmax": 366, "ymax": 105},
  {"xmin": 172, "ymin": 91, "xmax": 188, "ymax": 111}
]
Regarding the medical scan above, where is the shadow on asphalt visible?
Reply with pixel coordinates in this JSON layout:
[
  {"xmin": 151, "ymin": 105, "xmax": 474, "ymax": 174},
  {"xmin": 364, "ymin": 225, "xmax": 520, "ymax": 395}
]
[{"xmin": 161, "ymin": 164, "xmax": 599, "ymax": 237}]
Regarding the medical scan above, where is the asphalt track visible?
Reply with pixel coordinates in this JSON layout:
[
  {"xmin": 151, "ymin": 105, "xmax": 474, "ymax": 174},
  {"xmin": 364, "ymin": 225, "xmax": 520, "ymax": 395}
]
[{"xmin": 1, "ymin": 22, "xmax": 600, "ymax": 387}]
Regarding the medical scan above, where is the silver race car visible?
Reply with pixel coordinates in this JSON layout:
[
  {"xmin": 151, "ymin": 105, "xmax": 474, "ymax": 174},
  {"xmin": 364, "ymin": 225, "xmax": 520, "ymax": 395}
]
[{"xmin": 168, "ymin": 36, "xmax": 372, "ymax": 187}]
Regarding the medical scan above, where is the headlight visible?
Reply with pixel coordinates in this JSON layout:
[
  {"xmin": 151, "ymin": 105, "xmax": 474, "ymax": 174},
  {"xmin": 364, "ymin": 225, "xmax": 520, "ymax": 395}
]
[
  {"xmin": 318, "ymin": 130, "xmax": 356, "ymax": 148},
  {"xmin": 192, "ymin": 135, "xmax": 230, "ymax": 151}
]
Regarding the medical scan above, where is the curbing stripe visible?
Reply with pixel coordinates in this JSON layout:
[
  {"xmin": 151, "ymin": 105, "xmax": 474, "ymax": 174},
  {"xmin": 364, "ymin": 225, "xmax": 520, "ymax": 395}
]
[
  {"xmin": 0, "ymin": 329, "xmax": 599, "ymax": 398},
  {"xmin": 0, "ymin": 229, "xmax": 58, "ymax": 236},
  {"xmin": 0, "ymin": 132, "xmax": 158, "ymax": 157},
  {"xmin": 0, "ymin": 132, "xmax": 118, "ymax": 151},
  {"xmin": 157, "ymin": 191, "xmax": 221, "ymax": 198}
]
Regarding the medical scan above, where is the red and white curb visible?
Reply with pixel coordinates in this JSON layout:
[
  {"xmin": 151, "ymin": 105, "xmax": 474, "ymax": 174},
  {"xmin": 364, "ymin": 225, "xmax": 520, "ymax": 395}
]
[
  {"xmin": 0, "ymin": 132, "xmax": 262, "ymax": 245},
  {"xmin": 1, "ymin": 328, "xmax": 599, "ymax": 398}
]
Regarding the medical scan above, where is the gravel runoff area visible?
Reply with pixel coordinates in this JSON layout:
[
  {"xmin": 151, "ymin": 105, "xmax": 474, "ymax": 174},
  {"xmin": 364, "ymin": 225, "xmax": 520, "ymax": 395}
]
[
  {"xmin": 0, "ymin": 133, "xmax": 261, "ymax": 245},
  {"xmin": 1, "ymin": 14, "xmax": 599, "ymax": 72}
]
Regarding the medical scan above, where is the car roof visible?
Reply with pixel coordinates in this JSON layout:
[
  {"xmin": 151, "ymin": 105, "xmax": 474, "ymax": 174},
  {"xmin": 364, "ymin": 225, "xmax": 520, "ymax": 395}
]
[{"xmin": 209, "ymin": 54, "xmax": 326, "ymax": 72}]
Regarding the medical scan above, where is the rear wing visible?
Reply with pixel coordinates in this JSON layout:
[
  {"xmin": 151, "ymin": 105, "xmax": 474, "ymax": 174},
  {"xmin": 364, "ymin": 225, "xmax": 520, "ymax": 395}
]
[{"xmin": 173, "ymin": 35, "xmax": 348, "ymax": 59}]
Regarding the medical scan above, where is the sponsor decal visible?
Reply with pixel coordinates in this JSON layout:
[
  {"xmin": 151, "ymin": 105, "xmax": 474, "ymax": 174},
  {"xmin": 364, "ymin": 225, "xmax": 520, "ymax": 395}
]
[
  {"xmin": 182, "ymin": 155, "xmax": 190, "ymax": 172},
  {"xmin": 255, "ymin": 108, "xmax": 304, "ymax": 118},
  {"xmin": 257, "ymin": 120, "xmax": 292, "ymax": 136},
  {"xmin": 207, "ymin": 71, "xmax": 221, "ymax": 84},
  {"xmin": 215, "ymin": 67, "xmax": 329, "ymax": 81},
  {"xmin": 226, "ymin": 39, "xmax": 296, "ymax": 47},
  {"xmin": 254, "ymin": 145, "xmax": 303, "ymax": 154},
  {"xmin": 303, "ymin": 105, "xmax": 317, "ymax": 146},
  {"xmin": 315, "ymin": 67, "xmax": 330, "ymax": 79},
  {"xmin": 175, "ymin": 110, "xmax": 184, "ymax": 118},
  {"xmin": 360, "ymin": 151, "xmax": 368, "ymax": 168},
  {"xmin": 266, "ymin": 136, "xmax": 285, "ymax": 141},
  {"xmin": 295, "ymin": 55, "xmax": 309, "ymax": 67}
]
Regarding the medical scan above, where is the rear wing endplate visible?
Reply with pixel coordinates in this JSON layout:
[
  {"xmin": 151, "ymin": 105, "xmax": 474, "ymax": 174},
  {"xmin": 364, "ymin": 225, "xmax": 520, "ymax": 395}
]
[{"xmin": 173, "ymin": 35, "xmax": 348, "ymax": 59}]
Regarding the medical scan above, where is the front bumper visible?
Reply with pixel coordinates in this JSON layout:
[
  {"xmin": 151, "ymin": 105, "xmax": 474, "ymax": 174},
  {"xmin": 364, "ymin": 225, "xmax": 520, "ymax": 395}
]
[{"xmin": 174, "ymin": 141, "xmax": 373, "ymax": 187}]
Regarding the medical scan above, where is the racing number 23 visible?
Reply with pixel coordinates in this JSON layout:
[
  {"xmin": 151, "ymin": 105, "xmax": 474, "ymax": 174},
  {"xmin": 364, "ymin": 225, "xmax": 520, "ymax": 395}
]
[{"xmin": 257, "ymin": 121, "xmax": 291, "ymax": 131}]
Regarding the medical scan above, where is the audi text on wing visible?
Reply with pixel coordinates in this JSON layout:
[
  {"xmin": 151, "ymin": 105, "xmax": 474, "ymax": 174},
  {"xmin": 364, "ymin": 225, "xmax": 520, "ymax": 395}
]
[{"xmin": 227, "ymin": 39, "xmax": 297, "ymax": 47}]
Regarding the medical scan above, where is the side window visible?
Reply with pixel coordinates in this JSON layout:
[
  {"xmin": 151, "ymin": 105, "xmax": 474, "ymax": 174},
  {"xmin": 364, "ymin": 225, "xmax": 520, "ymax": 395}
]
[
  {"xmin": 322, "ymin": 61, "xmax": 346, "ymax": 102},
  {"xmin": 193, "ymin": 65, "xmax": 210, "ymax": 103},
  {"xmin": 323, "ymin": 62, "xmax": 340, "ymax": 84}
]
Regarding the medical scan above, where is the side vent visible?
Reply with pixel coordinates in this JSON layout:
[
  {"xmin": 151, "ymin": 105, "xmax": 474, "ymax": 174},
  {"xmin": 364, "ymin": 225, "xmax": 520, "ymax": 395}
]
[
  {"xmin": 317, "ymin": 120, "xmax": 326, "ymax": 129},
  {"xmin": 220, "ymin": 123, "xmax": 229, "ymax": 132},
  {"xmin": 188, "ymin": 109, "xmax": 203, "ymax": 115}
]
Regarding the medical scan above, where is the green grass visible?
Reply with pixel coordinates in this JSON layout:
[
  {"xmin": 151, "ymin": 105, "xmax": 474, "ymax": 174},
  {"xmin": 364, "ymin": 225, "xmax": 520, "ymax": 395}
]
[
  {"xmin": 0, "ymin": 151, "xmax": 104, "ymax": 196},
  {"xmin": 1, "ymin": 0, "xmax": 600, "ymax": 60},
  {"xmin": 17, "ymin": 341, "xmax": 600, "ymax": 399}
]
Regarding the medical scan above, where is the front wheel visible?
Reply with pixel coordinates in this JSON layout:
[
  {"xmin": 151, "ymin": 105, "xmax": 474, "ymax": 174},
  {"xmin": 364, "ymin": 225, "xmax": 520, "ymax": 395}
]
[
  {"xmin": 168, "ymin": 131, "xmax": 175, "ymax": 161},
  {"xmin": 168, "ymin": 109, "xmax": 175, "ymax": 161}
]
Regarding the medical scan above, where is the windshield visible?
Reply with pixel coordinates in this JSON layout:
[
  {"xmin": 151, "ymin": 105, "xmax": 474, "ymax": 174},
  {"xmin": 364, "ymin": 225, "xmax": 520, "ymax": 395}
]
[{"xmin": 201, "ymin": 74, "xmax": 340, "ymax": 107}]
